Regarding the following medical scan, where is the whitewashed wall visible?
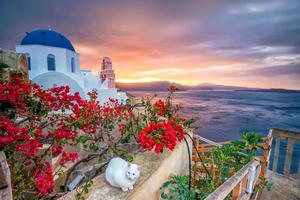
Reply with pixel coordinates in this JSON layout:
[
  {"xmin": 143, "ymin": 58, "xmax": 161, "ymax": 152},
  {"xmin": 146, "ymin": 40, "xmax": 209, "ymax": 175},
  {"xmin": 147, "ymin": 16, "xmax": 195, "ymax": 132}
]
[{"xmin": 16, "ymin": 44, "xmax": 80, "ymax": 81}]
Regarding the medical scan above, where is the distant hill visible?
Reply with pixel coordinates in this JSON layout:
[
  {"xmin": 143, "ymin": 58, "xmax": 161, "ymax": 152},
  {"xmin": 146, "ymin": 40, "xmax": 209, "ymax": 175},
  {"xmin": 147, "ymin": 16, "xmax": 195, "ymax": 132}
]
[
  {"xmin": 116, "ymin": 81, "xmax": 249, "ymax": 91},
  {"xmin": 193, "ymin": 82, "xmax": 250, "ymax": 90},
  {"xmin": 116, "ymin": 81, "xmax": 300, "ymax": 93},
  {"xmin": 237, "ymin": 88, "xmax": 300, "ymax": 93},
  {"xmin": 116, "ymin": 81, "xmax": 189, "ymax": 91}
]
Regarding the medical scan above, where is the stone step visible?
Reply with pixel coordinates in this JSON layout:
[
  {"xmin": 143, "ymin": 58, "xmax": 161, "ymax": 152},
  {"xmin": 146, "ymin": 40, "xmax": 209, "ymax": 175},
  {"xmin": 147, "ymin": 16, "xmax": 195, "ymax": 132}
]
[{"xmin": 261, "ymin": 170, "xmax": 300, "ymax": 200}]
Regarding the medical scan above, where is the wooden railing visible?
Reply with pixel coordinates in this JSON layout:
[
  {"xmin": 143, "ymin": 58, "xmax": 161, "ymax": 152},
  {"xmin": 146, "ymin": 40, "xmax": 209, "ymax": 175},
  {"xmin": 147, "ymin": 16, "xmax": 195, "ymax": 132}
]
[
  {"xmin": 192, "ymin": 129, "xmax": 274, "ymax": 200},
  {"xmin": 271, "ymin": 128, "xmax": 300, "ymax": 177},
  {"xmin": 205, "ymin": 159, "xmax": 261, "ymax": 200},
  {"xmin": 260, "ymin": 129, "xmax": 273, "ymax": 177}
]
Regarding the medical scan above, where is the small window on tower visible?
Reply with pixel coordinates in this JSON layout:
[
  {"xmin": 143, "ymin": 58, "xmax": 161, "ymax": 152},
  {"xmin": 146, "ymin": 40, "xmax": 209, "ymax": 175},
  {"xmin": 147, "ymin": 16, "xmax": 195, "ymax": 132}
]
[
  {"xmin": 25, "ymin": 53, "xmax": 31, "ymax": 70},
  {"xmin": 71, "ymin": 58, "xmax": 75, "ymax": 73},
  {"xmin": 47, "ymin": 54, "xmax": 56, "ymax": 71}
]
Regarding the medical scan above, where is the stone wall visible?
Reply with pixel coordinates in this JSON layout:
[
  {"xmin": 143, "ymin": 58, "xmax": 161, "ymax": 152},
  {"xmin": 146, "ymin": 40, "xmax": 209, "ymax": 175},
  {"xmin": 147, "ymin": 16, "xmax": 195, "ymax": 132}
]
[
  {"xmin": 59, "ymin": 135, "xmax": 192, "ymax": 200},
  {"xmin": 0, "ymin": 48, "xmax": 28, "ymax": 80},
  {"xmin": 0, "ymin": 49, "xmax": 28, "ymax": 200}
]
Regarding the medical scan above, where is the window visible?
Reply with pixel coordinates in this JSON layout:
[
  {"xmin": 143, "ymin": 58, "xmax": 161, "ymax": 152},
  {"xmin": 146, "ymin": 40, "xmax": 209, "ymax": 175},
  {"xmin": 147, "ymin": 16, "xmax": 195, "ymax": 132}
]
[
  {"xmin": 25, "ymin": 53, "xmax": 31, "ymax": 70},
  {"xmin": 71, "ymin": 58, "xmax": 75, "ymax": 73},
  {"xmin": 47, "ymin": 54, "xmax": 56, "ymax": 71}
]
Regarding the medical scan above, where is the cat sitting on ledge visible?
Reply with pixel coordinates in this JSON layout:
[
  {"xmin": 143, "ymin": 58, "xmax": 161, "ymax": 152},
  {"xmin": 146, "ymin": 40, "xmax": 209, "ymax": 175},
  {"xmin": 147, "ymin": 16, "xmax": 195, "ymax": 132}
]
[{"xmin": 105, "ymin": 157, "xmax": 140, "ymax": 191}]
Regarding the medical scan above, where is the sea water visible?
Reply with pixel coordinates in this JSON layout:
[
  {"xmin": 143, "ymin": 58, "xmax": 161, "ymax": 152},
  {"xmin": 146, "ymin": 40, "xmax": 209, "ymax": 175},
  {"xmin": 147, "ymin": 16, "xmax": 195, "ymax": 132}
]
[{"xmin": 130, "ymin": 89, "xmax": 300, "ymax": 174}]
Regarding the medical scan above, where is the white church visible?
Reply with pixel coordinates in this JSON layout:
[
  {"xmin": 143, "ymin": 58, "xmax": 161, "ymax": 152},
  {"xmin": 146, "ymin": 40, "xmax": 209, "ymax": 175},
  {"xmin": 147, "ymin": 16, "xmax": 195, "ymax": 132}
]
[{"xmin": 15, "ymin": 29, "xmax": 127, "ymax": 104}]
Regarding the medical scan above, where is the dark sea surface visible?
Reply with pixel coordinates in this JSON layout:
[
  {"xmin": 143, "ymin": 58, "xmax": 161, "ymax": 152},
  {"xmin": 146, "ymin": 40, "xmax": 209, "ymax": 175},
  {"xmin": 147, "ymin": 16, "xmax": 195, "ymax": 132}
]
[{"xmin": 129, "ymin": 89, "xmax": 300, "ymax": 173}]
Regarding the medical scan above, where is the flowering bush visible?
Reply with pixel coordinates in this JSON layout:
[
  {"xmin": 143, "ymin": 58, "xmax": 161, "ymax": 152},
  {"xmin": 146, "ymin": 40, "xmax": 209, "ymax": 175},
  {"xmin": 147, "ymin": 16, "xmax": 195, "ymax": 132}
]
[
  {"xmin": 122, "ymin": 95, "xmax": 193, "ymax": 154},
  {"xmin": 0, "ymin": 66, "xmax": 192, "ymax": 199},
  {"xmin": 138, "ymin": 120, "xmax": 184, "ymax": 154},
  {"xmin": 0, "ymin": 70, "xmax": 132, "ymax": 198}
]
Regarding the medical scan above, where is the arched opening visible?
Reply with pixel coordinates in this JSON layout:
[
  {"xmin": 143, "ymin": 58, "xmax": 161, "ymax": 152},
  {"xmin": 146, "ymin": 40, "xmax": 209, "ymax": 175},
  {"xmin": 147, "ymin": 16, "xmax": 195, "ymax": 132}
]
[
  {"xmin": 47, "ymin": 54, "xmax": 56, "ymax": 71},
  {"xmin": 71, "ymin": 58, "xmax": 75, "ymax": 73},
  {"xmin": 25, "ymin": 53, "xmax": 31, "ymax": 70},
  {"xmin": 32, "ymin": 72, "xmax": 86, "ymax": 99}
]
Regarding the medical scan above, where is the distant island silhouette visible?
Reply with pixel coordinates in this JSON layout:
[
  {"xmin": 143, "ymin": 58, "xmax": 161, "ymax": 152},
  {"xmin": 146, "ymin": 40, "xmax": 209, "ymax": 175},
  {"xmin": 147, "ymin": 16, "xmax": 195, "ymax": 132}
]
[{"xmin": 116, "ymin": 81, "xmax": 300, "ymax": 93}]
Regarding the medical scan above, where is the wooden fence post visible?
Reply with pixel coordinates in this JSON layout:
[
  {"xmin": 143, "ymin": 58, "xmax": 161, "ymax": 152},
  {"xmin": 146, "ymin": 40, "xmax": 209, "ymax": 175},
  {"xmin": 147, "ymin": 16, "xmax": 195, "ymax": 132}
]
[
  {"xmin": 283, "ymin": 138, "xmax": 295, "ymax": 175},
  {"xmin": 260, "ymin": 129, "xmax": 273, "ymax": 177},
  {"xmin": 232, "ymin": 181, "xmax": 242, "ymax": 200},
  {"xmin": 272, "ymin": 136, "xmax": 280, "ymax": 172},
  {"xmin": 271, "ymin": 128, "xmax": 300, "ymax": 178}
]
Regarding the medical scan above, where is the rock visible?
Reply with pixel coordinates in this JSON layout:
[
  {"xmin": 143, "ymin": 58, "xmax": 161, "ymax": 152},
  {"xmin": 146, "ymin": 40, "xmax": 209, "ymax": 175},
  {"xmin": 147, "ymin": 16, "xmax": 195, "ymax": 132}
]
[{"xmin": 0, "ymin": 152, "xmax": 13, "ymax": 200}]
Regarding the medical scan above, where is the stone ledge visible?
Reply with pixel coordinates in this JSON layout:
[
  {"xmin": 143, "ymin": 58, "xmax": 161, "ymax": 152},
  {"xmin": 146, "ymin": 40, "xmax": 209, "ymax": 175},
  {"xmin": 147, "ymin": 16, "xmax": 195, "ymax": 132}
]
[
  {"xmin": 59, "ymin": 136, "xmax": 192, "ymax": 200},
  {"xmin": 261, "ymin": 170, "xmax": 300, "ymax": 200},
  {"xmin": 0, "ymin": 152, "xmax": 12, "ymax": 200}
]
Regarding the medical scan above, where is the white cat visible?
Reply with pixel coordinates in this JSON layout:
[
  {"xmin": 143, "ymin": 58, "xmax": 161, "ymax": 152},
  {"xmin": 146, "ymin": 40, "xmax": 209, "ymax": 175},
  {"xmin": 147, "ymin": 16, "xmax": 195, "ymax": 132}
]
[{"xmin": 105, "ymin": 157, "xmax": 140, "ymax": 191}]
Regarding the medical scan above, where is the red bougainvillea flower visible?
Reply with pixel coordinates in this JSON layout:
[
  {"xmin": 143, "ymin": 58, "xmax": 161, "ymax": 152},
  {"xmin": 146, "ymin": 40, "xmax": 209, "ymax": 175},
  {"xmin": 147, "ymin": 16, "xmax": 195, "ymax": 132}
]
[
  {"xmin": 69, "ymin": 152, "xmax": 78, "ymax": 162},
  {"xmin": 0, "ymin": 135, "xmax": 14, "ymax": 146},
  {"xmin": 0, "ymin": 75, "xmax": 31, "ymax": 112},
  {"xmin": 0, "ymin": 115, "xmax": 22, "ymax": 146},
  {"xmin": 59, "ymin": 151, "xmax": 78, "ymax": 165},
  {"xmin": 87, "ymin": 90, "xmax": 98, "ymax": 101},
  {"xmin": 16, "ymin": 139, "xmax": 43, "ymax": 157},
  {"xmin": 34, "ymin": 162, "xmax": 54, "ymax": 195},
  {"xmin": 35, "ymin": 173, "xmax": 53, "ymax": 195},
  {"xmin": 52, "ymin": 145, "xmax": 63, "ymax": 156},
  {"xmin": 118, "ymin": 124, "xmax": 126, "ymax": 135},
  {"xmin": 48, "ymin": 129, "xmax": 76, "ymax": 140},
  {"xmin": 154, "ymin": 99, "xmax": 167, "ymax": 116},
  {"xmin": 137, "ymin": 121, "xmax": 185, "ymax": 154}
]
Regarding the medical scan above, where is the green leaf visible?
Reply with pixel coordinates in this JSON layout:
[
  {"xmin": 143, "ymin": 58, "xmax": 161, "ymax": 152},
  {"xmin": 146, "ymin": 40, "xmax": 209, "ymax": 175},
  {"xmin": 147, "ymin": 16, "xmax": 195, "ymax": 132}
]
[
  {"xmin": 107, "ymin": 147, "xmax": 114, "ymax": 156},
  {"xmin": 98, "ymin": 156, "xmax": 105, "ymax": 164},
  {"xmin": 0, "ymin": 62, "xmax": 10, "ymax": 70},
  {"xmin": 78, "ymin": 135, "xmax": 89, "ymax": 144},
  {"xmin": 161, "ymin": 192, "xmax": 168, "ymax": 199}
]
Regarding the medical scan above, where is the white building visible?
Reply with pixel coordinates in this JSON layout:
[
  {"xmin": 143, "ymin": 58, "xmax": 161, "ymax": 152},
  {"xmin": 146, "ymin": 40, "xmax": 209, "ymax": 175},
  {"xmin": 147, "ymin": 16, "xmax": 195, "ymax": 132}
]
[{"xmin": 16, "ymin": 29, "xmax": 127, "ymax": 104}]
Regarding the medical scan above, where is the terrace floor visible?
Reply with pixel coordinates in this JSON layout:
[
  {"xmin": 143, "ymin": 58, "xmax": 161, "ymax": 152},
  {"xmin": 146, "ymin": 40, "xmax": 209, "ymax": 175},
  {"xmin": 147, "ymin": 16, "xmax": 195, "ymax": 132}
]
[{"xmin": 261, "ymin": 170, "xmax": 300, "ymax": 200}]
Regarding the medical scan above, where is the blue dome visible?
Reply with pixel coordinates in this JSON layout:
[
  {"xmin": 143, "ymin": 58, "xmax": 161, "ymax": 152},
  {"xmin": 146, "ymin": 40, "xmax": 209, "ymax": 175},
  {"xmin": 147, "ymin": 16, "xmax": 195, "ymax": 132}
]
[{"xmin": 21, "ymin": 29, "xmax": 75, "ymax": 52}]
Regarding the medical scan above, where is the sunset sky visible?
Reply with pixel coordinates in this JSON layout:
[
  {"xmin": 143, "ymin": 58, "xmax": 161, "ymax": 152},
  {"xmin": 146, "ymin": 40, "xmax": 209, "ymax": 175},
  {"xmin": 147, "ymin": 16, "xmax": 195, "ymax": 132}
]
[{"xmin": 1, "ymin": 0, "xmax": 300, "ymax": 89}]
